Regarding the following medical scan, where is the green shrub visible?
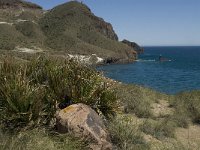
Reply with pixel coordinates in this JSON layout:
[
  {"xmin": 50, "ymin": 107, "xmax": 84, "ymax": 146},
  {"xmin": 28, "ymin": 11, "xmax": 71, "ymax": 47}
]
[
  {"xmin": 27, "ymin": 56, "xmax": 118, "ymax": 117},
  {"xmin": 0, "ymin": 56, "xmax": 118, "ymax": 129},
  {"xmin": 114, "ymin": 84, "xmax": 161, "ymax": 118},
  {"xmin": 0, "ymin": 57, "xmax": 47, "ymax": 129},
  {"xmin": 171, "ymin": 91, "xmax": 200, "ymax": 126},
  {"xmin": 169, "ymin": 110, "xmax": 190, "ymax": 128},
  {"xmin": 140, "ymin": 118, "xmax": 176, "ymax": 140},
  {"xmin": 108, "ymin": 115, "xmax": 149, "ymax": 150}
]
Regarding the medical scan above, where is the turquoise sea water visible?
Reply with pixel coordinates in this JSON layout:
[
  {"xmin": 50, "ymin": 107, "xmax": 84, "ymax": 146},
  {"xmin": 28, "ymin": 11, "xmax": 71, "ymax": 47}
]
[{"xmin": 98, "ymin": 46, "xmax": 200, "ymax": 94}]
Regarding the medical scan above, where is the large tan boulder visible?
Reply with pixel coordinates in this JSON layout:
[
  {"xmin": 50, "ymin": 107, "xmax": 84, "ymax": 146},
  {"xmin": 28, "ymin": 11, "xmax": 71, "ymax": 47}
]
[{"xmin": 56, "ymin": 103, "xmax": 113, "ymax": 150}]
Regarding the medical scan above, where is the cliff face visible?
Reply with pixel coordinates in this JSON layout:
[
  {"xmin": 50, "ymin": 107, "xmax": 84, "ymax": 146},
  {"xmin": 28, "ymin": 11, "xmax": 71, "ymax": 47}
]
[
  {"xmin": 122, "ymin": 39, "xmax": 144, "ymax": 54},
  {"xmin": 91, "ymin": 16, "xmax": 118, "ymax": 41},
  {"xmin": 79, "ymin": 5, "xmax": 118, "ymax": 41}
]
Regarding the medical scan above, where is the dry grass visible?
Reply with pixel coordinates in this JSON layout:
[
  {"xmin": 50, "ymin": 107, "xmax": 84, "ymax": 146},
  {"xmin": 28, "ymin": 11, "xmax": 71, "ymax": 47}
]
[{"xmin": 0, "ymin": 128, "xmax": 87, "ymax": 150}]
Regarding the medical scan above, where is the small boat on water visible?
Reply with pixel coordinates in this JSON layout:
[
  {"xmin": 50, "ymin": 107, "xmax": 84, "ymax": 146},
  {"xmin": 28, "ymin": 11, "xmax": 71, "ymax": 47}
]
[{"xmin": 159, "ymin": 55, "xmax": 169, "ymax": 62}]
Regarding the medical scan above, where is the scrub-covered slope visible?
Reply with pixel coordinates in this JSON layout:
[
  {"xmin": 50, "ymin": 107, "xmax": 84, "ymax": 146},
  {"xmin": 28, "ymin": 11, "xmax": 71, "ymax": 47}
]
[{"xmin": 0, "ymin": 1, "xmax": 140, "ymax": 63}]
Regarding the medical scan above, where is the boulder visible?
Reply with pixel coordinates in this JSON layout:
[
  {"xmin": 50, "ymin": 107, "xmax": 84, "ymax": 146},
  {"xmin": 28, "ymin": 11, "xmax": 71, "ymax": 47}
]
[{"xmin": 56, "ymin": 103, "xmax": 113, "ymax": 150}]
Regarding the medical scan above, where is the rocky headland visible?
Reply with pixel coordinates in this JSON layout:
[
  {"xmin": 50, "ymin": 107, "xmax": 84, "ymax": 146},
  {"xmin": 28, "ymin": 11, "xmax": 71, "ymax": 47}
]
[{"xmin": 122, "ymin": 39, "xmax": 144, "ymax": 54}]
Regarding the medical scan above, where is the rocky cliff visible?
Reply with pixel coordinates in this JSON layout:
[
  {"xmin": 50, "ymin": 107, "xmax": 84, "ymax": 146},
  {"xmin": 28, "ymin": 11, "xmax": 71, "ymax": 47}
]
[
  {"xmin": 122, "ymin": 39, "xmax": 144, "ymax": 54},
  {"xmin": 91, "ymin": 17, "xmax": 118, "ymax": 41}
]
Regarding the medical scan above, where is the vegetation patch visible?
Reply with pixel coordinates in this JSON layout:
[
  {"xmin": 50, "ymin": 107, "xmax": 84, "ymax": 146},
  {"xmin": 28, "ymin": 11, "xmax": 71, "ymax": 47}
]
[
  {"xmin": 114, "ymin": 84, "xmax": 166, "ymax": 118},
  {"xmin": 0, "ymin": 128, "xmax": 87, "ymax": 150},
  {"xmin": 108, "ymin": 115, "xmax": 149, "ymax": 150},
  {"xmin": 170, "ymin": 91, "xmax": 200, "ymax": 127},
  {"xmin": 0, "ymin": 55, "xmax": 118, "ymax": 130},
  {"xmin": 140, "ymin": 118, "xmax": 176, "ymax": 140}
]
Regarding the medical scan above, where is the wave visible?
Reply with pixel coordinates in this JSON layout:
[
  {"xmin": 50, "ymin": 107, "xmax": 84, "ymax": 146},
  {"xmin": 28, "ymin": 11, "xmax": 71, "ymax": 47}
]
[
  {"xmin": 136, "ymin": 59, "xmax": 173, "ymax": 62},
  {"xmin": 136, "ymin": 59, "xmax": 156, "ymax": 62}
]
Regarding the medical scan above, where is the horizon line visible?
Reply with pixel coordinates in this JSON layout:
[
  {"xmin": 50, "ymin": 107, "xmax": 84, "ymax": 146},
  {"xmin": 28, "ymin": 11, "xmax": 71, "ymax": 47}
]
[{"xmin": 141, "ymin": 45, "xmax": 200, "ymax": 47}]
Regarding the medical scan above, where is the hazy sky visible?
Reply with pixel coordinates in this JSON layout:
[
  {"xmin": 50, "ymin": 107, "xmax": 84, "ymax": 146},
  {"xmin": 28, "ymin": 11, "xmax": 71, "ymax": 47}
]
[{"xmin": 27, "ymin": 0, "xmax": 200, "ymax": 46}]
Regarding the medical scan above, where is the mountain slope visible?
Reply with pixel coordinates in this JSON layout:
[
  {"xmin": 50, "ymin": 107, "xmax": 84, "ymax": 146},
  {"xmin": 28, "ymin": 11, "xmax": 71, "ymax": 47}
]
[
  {"xmin": 39, "ymin": 1, "xmax": 137, "ymax": 62},
  {"xmin": 0, "ymin": 0, "xmax": 42, "ymax": 9},
  {"xmin": 0, "ymin": 1, "xmax": 140, "ymax": 63}
]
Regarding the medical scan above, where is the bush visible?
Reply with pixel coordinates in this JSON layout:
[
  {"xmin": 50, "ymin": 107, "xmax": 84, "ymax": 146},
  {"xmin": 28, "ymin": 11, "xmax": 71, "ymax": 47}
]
[
  {"xmin": 170, "ymin": 91, "xmax": 200, "ymax": 126},
  {"xmin": 114, "ymin": 84, "xmax": 163, "ymax": 118},
  {"xmin": 140, "ymin": 118, "xmax": 176, "ymax": 140},
  {"xmin": 108, "ymin": 115, "xmax": 149, "ymax": 150},
  {"xmin": 0, "ymin": 55, "xmax": 118, "ymax": 129},
  {"xmin": 169, "ymin": 110, "xmax": 190, "ymax": 128},
  {"xmin": 0, "ymin": 57, "xmax": 46, "ymax": 129}
]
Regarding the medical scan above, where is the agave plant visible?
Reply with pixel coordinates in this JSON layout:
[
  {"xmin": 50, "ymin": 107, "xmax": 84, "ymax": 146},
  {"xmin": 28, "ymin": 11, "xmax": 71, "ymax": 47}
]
[
  {"xmin": 0, "ymin": 58, "xmax": 46, "ymax": 128},
  {"xmin": 0, "ymin": 55, "xmax": 118, "ymax": 129}
]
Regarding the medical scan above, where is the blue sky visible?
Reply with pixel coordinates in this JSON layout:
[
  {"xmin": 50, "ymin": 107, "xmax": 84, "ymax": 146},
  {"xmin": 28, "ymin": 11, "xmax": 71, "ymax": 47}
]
[{"xmin": 27, "ymin": 0, "xmax": 200, "ymax": 46}]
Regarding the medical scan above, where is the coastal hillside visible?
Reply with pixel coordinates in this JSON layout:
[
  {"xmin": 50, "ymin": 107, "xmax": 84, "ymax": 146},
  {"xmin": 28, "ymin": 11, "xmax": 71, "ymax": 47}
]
[
  {"xmin": 0, "ymin": 0, "xmax": 44, "ymax": 50},
  {"xmin": 0, "ymin": 0, "xmax": 141, "ymax": 63},
  {"xmin": 0, "ymin": 0, "xmax": 42, "ymax": 9}
]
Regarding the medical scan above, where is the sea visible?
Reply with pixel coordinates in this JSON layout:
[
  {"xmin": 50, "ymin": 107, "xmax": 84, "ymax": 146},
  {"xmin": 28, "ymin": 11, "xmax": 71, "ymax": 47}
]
[{"xmin": 97, "ymin": 46, "xmax": 200, "ymax": 94}]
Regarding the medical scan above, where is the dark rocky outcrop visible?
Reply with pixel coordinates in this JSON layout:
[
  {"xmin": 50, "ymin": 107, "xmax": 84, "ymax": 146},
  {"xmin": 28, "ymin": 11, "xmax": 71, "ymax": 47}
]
[
  {"xmin": 122, "ymin": 39, "xmax": 144, "ymax": 54},
  {"xmin": 93, "ymin": 17, "xmax": 118, "ymax": 41}
]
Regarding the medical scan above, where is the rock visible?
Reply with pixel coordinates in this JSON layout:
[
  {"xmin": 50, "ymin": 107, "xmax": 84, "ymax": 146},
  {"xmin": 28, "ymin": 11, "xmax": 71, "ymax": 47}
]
[
  {"xmin": 56, "ymin": 103, "xmax": 113, "ymax": 150},
  {"xmin": 122, "ymin": 39, "xmax": 144, "ymax": 54},
  {"xmin": 94, "ymin": 17, "xmax": 118, "ymax": 41},
  {"xmin": 104, "ymin": 57, "xmax": 119, "ymax": 64}
]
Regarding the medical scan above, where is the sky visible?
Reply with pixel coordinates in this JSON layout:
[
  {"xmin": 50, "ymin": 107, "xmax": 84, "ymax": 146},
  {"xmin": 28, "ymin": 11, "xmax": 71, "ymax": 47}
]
[{"xmin": 27, "ymin": 0, "xmax": 200, "ymax": 46}]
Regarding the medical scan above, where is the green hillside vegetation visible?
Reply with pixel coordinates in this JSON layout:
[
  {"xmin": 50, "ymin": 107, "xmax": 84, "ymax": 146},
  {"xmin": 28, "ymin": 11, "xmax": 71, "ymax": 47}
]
[
  {"xmin": 0, "ymin": 24, "xmax": 25, "ymax": 50},
  {"xmin": 0, "ymin": 1, "xmax": 136, "ymax": 63},
  {"xmin": 15, "ymin": 21, "xmax": 46, "ymax": 45},
  {"xmin": 39, "ymin": 1, "xmax": 136, "ymax": 60},
  {"xmin": 0, "ymin": 9, "xmax": 43, "ymax": 22},
  {"xmin": 0, "ymin": 0, "xmax": 42, "ymax": 9},
  {"xmin": 0, "ymin": 22, "xmax": 45, "ymax": 50}
]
